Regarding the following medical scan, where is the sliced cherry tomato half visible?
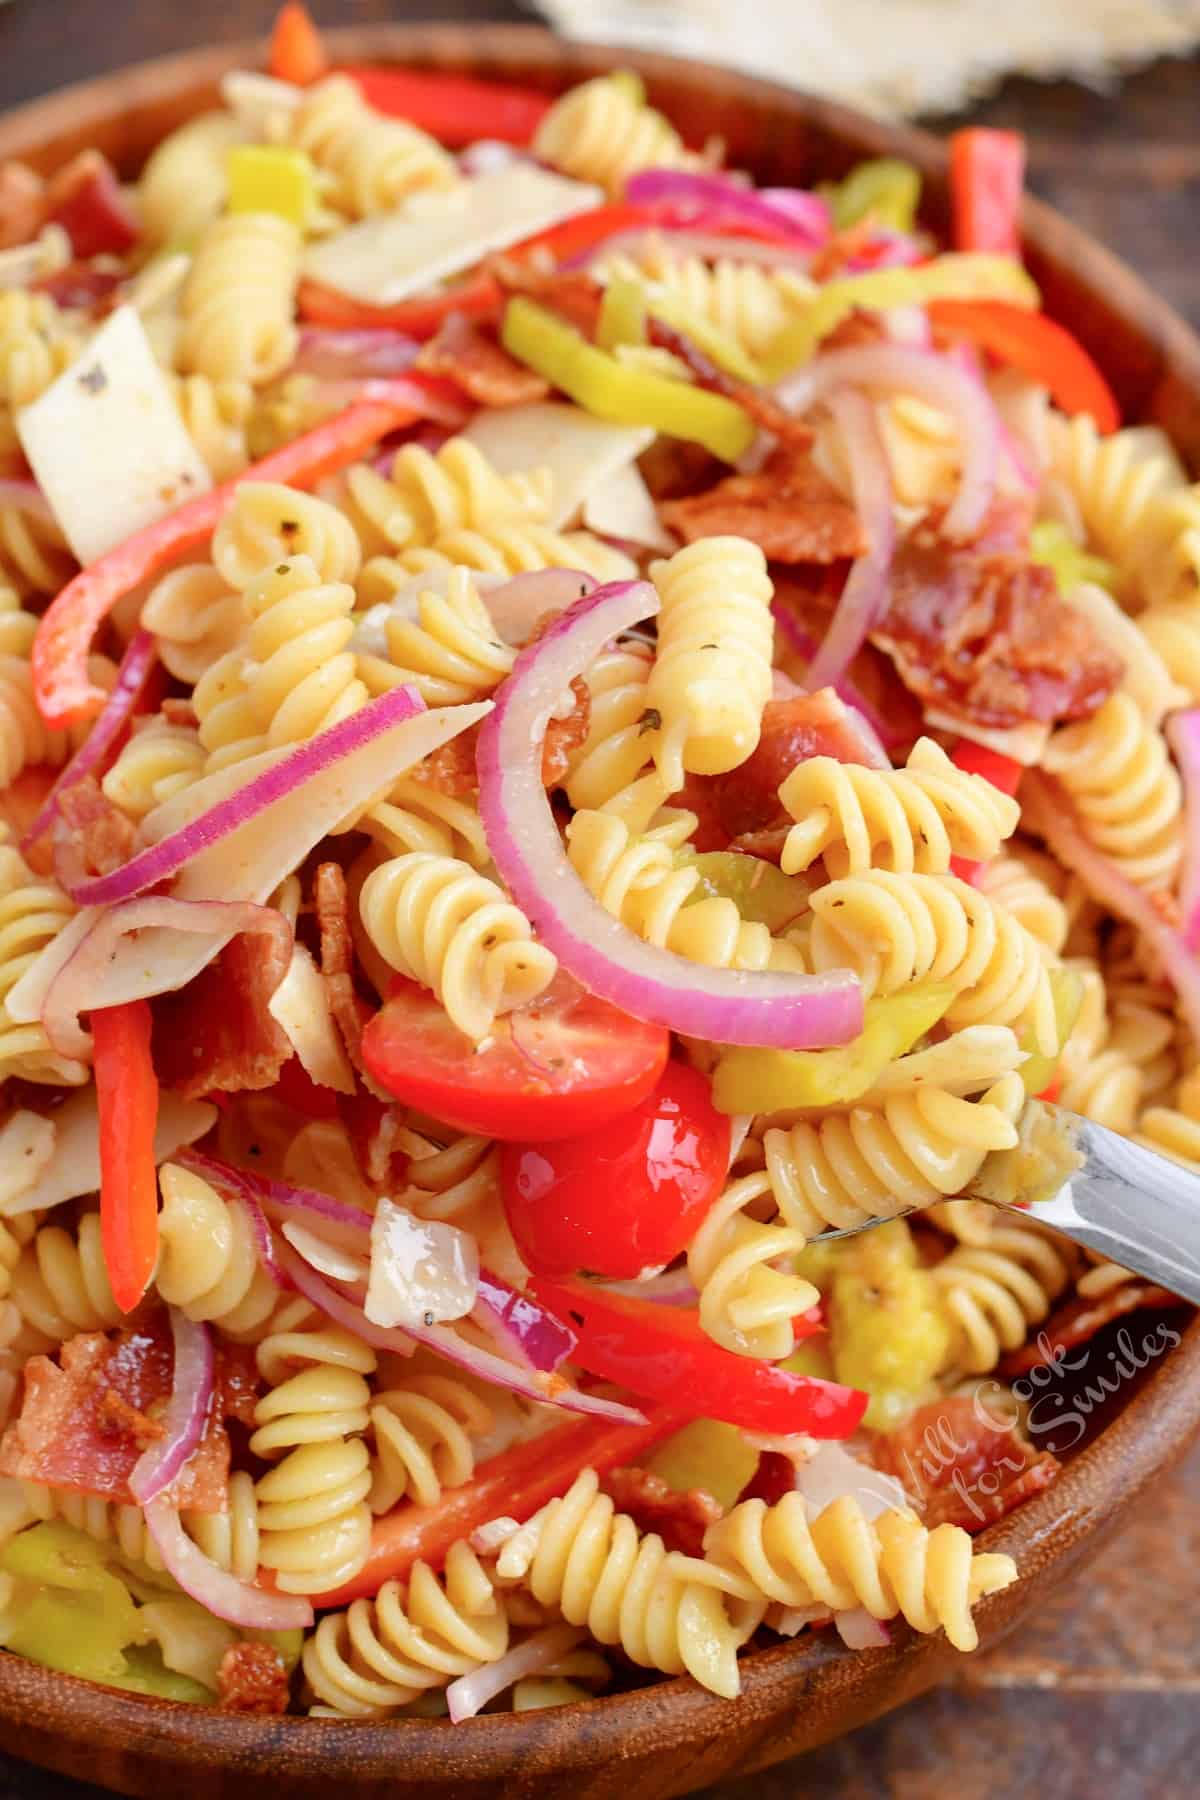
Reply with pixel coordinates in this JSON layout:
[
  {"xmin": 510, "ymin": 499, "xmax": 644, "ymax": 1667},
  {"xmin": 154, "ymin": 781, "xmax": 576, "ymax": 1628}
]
[
  {"xmin": 529, "ymin": 1276, "xmax": 866, "ymax": 1439},
  {"xmin": 500, "ymin": 1060, "xmax": 730, "ymax": 1280},
  {"xmin": 361, "ymin": 971, "xmax": 669, "ymax": 1141}
]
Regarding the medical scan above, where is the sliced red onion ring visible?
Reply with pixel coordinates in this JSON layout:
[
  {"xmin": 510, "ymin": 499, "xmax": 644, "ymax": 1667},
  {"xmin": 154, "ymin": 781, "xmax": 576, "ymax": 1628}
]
[
  {"xmin": 185, "ymin": 1149, "xmax": 374, "ymax": 1252},
  {"xmin": 447, "ymin": 1622, "xmax": 585, "ymax": 1723},
  {"xmin": 176, "ymin": 1150, "xmax": 291, "ymax": 1288},
  {"xmin": 769, "ymin": 602, "xmax": 904, "ymax": 754},
  {"xmin": 293, "ymin": 328, "xmax": 420, "ymax": 380},
  {"xmin": 41, "ymin": 896, "xmax": 292, "ymax": 1061},
  {"xmin": 775, "ymin": 343, "xmax": 998, "ymax": 540},
  {"xmin": 805, "ymin": 389, "xmax": 895, "ymax": 691},
  {"xmin": 129, "ymin": 1307, "xmax": 213, "ymax": 1506},
  {"xmin": 626, "ymin": 170, "xmax": 830, "ymax": 245},
  {"xmin": 835, "ymin": 1608, "xmax": 891, "ymax": 1649},
  {"xmin": 66, "ymin": 684, "xmax": 427, "ymax": 907},
  {"xmin": 144, "ymin": 1498, "xmax": 314, "ymax": 1630},
  {"xmin": 483, "ymin": 568, "xmax": 596, "ymax": 646},
  {"xmin": 1023, "ymin": 771, "xmax": 1200, "ymax": 1044},
  {"xmin": 23, "ymin": 629, "xmax": 158, "ymax": 849},
  {"xmin": 580, "ymin": 226, "xmax": 817, "ymax": 276},
  {"xmin": 1169, "ymin": 710, "xmax": 1200, "ymax": 950},
  {"xmin": 278, "ymin": 1243, "xmax": 645, "ymax": 1425},
  {"xmin": 477, "ymin": 581, "xmax": 863, "ymax": 1048},
  {"xmin": 474, "ymin": 1267, "xmax": 577, "ymax": 1372}
]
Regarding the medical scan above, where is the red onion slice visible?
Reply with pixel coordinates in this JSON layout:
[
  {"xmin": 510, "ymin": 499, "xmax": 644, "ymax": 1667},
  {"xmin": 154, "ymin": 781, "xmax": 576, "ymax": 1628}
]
[
  {"xmin": 40, "ymin": 896, "xmax": 292, "ymax": 1061},
  {"xmin": 834, "ymin": 1608, "xmax": 891, "ymax": 1649},
  {"xmin": 65, "ymin": 684, "xmax": 425, "ymax": 907},
  {"xmin": 476, "ymin": 581, "xmax": 863, "ymax": 1049},
  {"xmin": 483, "ymin": 568, "xmax": 596, "ymax": 646},
  {"xmin": 23, "ymin": 629, "xmax": 159, "ymax": 850},
  {"xmin": 775, "ymin": 343, "xmax": 998, "ymax": 540},
  {"xmin": 474, "ymin": 1267, "xmax": 577, "ymax": 1372},
  {"xmin": 1168, "ymin": 709, "xmax": 1200, "ymax": 950},
  {"xmin": 805, "ymin": 390, "xmax": 895, "ymax": 691},
  {"xmin": 176, "ymin": 1150, "xmax": 291, "ymax": 1288},
  {"xmin": 278, "ymin": 1244, "xmax": 645, "ymax": 1425},
  {"xmin": 1024, "ymin": 770, "xmax": 1200, "ymax": 1043},
  {"xmin": 625, "ymin": 170, "xmax": 830, "ymax": 245},
  {"xmin": 183, "ymin": 1149, "xmax": 374, "ymax": 1252},
  {"xmin": 144, "ymin": 1498, "xmax": 314, "ymax": 1630},
  {"xmin": 447, "ymin": 1622, "xmax": 585, "ymax": 1723},
  {"xmin": 293, "ymin": 328, "xmax": 420, "ymax": 380},
  {"xmin": 129, "ymin": 1307, "xmax": 213, "ymax": 1506}
]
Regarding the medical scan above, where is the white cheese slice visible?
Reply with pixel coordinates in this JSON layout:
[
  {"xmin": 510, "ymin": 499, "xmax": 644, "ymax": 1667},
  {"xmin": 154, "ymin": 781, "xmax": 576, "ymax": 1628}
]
[
  {"xmin": 17, "ymin": 305, "xmax": 211, "ymax": 565},
  {"xmin": 924, "ymin": 709, "xmax": 1051, "ymax": 767},
  {"xmin": 583, "ymin": 460, "xmax": 675, "ymax": 551},
  {"xmin": 219, "ymin": 69, "xmax": 301, "ymax": 141},
  {"xmin": 0, "ymin": 1089, "xmax": 216, "ymax": 1218},
  {"xmin": 302, "ymin": 164, "xmax": 603, "ymax": 307},
  {"xmin": 463, "ymin": 401, "xmax": 653, "ymax": 531}
]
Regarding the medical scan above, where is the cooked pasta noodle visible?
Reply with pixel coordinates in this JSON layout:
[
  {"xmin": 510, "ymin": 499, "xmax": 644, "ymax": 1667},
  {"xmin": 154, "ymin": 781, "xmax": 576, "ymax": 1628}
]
[
  {"xmin": 362, "ymin": 525, "xmax": 634, "ymax": 593},
  {"xmin": 932, "ymin": 1220, "xmax": 1074, "ymax": 1374},
  {"xmin": 533, "ymin": 74, "xmax": 699, "ymax": 196},
  {"xmin": 170, "ymin": 373, "xmax": 254, "ymax": 482},
  {"xmin": 137, "ymin": 110, "xmax": 245, "ymax": 246},
  {"xmin": 155, "ymin": 1161, "xmax": 282, "ymax": 1339},
  {"xmin": 1041, "ymin": 693, "xmax": 1182, "ymax": 891},
  {"xmin": 598, "ymin": 246, "xmax": 814, "ymax": 363},
  {"xmin": 563, "ymin": 640, "xmax": 656, "ymax": 812},
  {"xmin": 369, "ymin": 1373, "xmax": 495, "ymax": 1514},
  {"xmin": 357, "ymin": 565, "xmax": 515, "ymax": 707},
  {"xmin": 647, "ymin": 537, "xmax": 775, "ymax": 783},
  {"xmin": 7, "ymin": 1214, "xmax": 120, "ymax": 1351},
  {"xmin": 213, "ymin": 482, "xmax": 362, "ymax": 590},
  {"xmin": 101, "ymin": 716, "xmax": 206, "ymax": 820},
  {"xmin": 0, "ymin": 837, "xmax": 85, "ymax": 1087},
  {"xmin": 140, "ymin": 563, "xmax": 244, "ymax": 685},
  {"xmin": 976, "ymin": 847, "xmax": 1069, "ymax": 956},
  {"xmin": 358, "ymin": 851, "xmax": 557, "ymax": 1042},
  {"xmin": 22, "ymin": 1474, "xmax": 259, "ymax": 1583},
  {"xmin": 780, "ymin": 737, "xmax": 1020, "ymax": 879},
  {"xmin": 179, "ymin": 211, "xmax": 301, "ymax": 386},
  {"xmin": 1045, "ymin": 411, "xmax": 1175, "ymax": 596},
  {"xmin": 686, "ymin": 1170, "xmax": 819, "ymax": 1361},
  {"xmin": 291, "ymin": 75, "xmax": 458, "ymax": 217}
]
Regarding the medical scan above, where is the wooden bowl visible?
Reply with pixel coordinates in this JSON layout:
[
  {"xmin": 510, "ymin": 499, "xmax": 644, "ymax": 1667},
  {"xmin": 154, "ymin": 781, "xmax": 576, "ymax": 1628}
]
[{"xmin": 1, "ymin": 24, "xmax": 1199, "ymax": 1798}]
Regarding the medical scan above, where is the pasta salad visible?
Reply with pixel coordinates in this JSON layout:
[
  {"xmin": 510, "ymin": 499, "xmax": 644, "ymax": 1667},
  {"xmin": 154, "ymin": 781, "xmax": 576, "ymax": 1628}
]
[{"xmin": 0, "ymin": 0, "xmax": 1188, "ymax": 1721}]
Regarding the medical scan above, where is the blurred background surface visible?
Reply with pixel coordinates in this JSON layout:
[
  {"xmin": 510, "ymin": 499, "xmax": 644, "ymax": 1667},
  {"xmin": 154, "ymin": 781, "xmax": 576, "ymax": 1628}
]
[{"xmin": 0, "ymin": 3, "xmax": 1197, "ymax": 1795}]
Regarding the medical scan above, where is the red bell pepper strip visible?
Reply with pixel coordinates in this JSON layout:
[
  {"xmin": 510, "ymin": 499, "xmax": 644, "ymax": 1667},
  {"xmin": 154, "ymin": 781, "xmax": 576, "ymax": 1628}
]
[
  {"xmin": 529, "ymin": 1277, "xmax": 865, "ymax": 1439},
  {"xmin": 297, "ymin": 270, "xmax": 503, "ymax": 338},
  {"xmin": 314, "ymin": 1407, "xmax": 683, "ymax": 1606},
  {"xmin": 342, "ymin": 64, "xmax": 552, "ymax": 148},
  {"xmin": 929, "ymin": 298, "xmax": 1120, "ymax": 434},
  {"xmin": 269, "ymin": 3, "xmax": 328, "ymax": 86},
  {"xmin": 32, "ymin": 386, "xmax": 423, "ymax": 730},
  {"xmin": 511, "ymin": 202, "xmax": 802, "ymax": 267},
  {"xmin": 950, "ymin": 740, "xmax": 1024, "ymax": 884},
  {"xmin": 949, "ymin": 127, "xmax": 1025, "ymax": 256},
  {"xmin": 93, "ymin": 1000, "xmax": 160, "ymax": 1315}
]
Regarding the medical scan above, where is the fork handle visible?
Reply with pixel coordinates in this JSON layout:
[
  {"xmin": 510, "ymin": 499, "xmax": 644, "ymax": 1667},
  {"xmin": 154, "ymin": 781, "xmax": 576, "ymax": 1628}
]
[{"xmin": 1022, "ymin": 1109, "xmax": 1200, "ymax": 1306}]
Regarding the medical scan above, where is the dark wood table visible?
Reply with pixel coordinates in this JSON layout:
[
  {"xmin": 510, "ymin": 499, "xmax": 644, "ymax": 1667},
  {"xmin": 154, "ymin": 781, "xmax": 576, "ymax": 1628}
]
[{"xmin": 0, "ymin": 3, "xmax": 1197, "ymax": 1795}]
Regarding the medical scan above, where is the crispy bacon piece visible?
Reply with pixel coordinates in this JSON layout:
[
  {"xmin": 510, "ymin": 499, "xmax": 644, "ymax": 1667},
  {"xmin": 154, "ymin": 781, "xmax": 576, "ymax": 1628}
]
[
  {"xmin": 638, "ymin": 437, "xmax": 726, "ymax": 505},
  {"xmin": 660, "ymin": 445, "xmax": 867, "ymax": 565},
  {"xmin": 216, "ymin": 1642, "xmax": 291, "ymax": 1715},
  {"xmin": 491, "ymin": 257, "xmax": 604, "ymax": 339},
  {"xmin": 410, "ymin": 676, "xmax": 589, "ymax": 798},
  {"xmin": 683, "ymin": 690, "xmax": 879, "ymax": 849},
  {"xmin": 0, "ymin": 1314, "xmax": 231, "ymax": 1510},
  {"xmin": 56, "ymin": 776, "xmax": 137, "ymax": 877},
  {"xmin": 736, "ymin": 1449, "xmax": 796, "ymax": 1508},
  {"xmin": 872, "ymin": 1396, "xmax": 1061, "ymax": 1534},
  {"xmin": 44, "ymin": 150, "xmax": 139, "ymax": 259},
  {"xmin": 819, "ymin": 308, "xmax": 889, "ymax": 351},
  {"xmin": 95, "ymin": 1388, "xmax": 163, "ymax": 1447},
  {"xmin": 314, "ymin": 860, "xmax": 371, "ymax": 1077},
  {"xmin": 645, "ymin": 319, "xmax": 813, "ymax": 446},
  {"xmin": 873, "ymin": 518, "xmax": 1124, "ymax": 730},
  {"xmin": 217, "ymin": 1341, "xmax": 263, "ymax": 1430},
  {"xmin": 601, "ymin": 1465, "xmax": 723, "ymax": 1558},
  {"xmin": 152, "ymin": 926, "xmax": 293, "ymax": 1100},
  {"xmin": 417, "ymin": 312, "xmax": 550, "ymax": 408},
  {"xmin": 998, "ymin": 1281, "xmax": 1181, "ymax": 1378}
]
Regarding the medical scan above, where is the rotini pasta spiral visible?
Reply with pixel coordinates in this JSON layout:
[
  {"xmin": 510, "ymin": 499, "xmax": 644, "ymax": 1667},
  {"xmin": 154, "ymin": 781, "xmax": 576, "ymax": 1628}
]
[
  {"xmin": 155, "ymin": 1161, "xmax": 282, "ymax": 1340},
  {"xmin": 1044, "ymin": 411, "xmax": 1175, "ymax": 596},
  {"xmin": 8, "ymin": 1214, "xmax": 120, "ymax": 1353},
  {"xmin": 0, "ymin": 289, "xmax": 81, "ymax": 455},
  {"xmin": 101, "ymin": 717, "xmax": 206, "ymax": 820},
  {"xmin": 170, "ymin": 373, "xmax": 254, "ymax": 482},
  {"xmin": 780, "ymin": 737, "xmax": 1021, "ymax": 879},
  {"xmin": 1057, "ymin": 962, "xmax": 1143, "ymax": 1136},
  {"xmin": 0, "ymin": 501, "xmax": 73, "ymax": 596},
  {"xmin": 533, "ymin": 74, "xmax": 699, "ymax": 197},
  {"xmin": 0, "ymin": 651, "xmax": 115, "ymax": 790},
  {"xmin": 362, "ymin": 524, "xmax": 634, "ymax": 594},
  {"xmin": 1139, "ymin": 599, "xmax": 1200, "ymax": 702},
  {"xmin": 1139, "ymin": 482, "xmax": 1200, "ymax": 608},
  {"xmin": 686, "ymin": 1170, "xmax": 820, "ymax": 1361},
  {"xmin": 140, "ymin": 563, "xmax": 244, "ymax": 685},
  {"xmin": 302, "ymin": 1539, "xmax": 509, "ymax": 1717},
  {"xmin": 806, "ymin": 871, "xmax": 1059, "ymax": 1054},
  {"xmin": 358, "ymin": 778, "xmax": 490, "ymax": 870},
  {"xmin": 0, "ymin": 586, "xmax": 34, "ymax": 660},
  {"xmin": 250, "ymin": 1324, "xmax": 378, "ymax": 1595},
  {"xmin": 499, "ymin": 1468, "xmax": 755, "ymax": 1698},
  {"xmin": 179, "ymin": 212, "xmax": 301, "ymax": 386},
  {"xmin": 0, "ymin": 838, "xmax": 85, "ymax": 1087},
  {"xmin": 760, "ymin": 1073, "xmax": 1025, "ymax": 1237},
  {"xmin": 369, "ymin": 1372, "xmax": 495, "ymax": 1514},
  {"xmin": 22, "ymin": 1472, "xmax": 260, "ymax": 1584},
  {"xmin": 599, "ymin": 246, "xmax": 814, "ymax": 363},
  {"xmin": 689, "ymin": 1491, "xmax": 1017, "ymax": 1653},
  {"xmin": 357, "ymin": 565, "xmax": 515, "ymax": 707},
  {"xmin": 563, "ymin": 640, "xmax": 655, "ymax": 812},
  {"xmin": 976, "ymin": 846, "xmax": 1069, "ymax": 956},
  {"xmin": 213, "ymin": 481, "xmax": 362, "ymax": 591},
  {"xmin": 566, "ymin": 808, "xmax": 805, "ymax": 974},
  {"xmin": 356, "ymin": 441, "xmax": 551, "ymax": 550},
  {"xmin": 195, "ymin": 555, "xmax": 367, "ymax": 769},
  {"xmin": 647, "ymin": 537, "xmax": 775, "ymax": 782},
  {"xmin": 1041, "ymin": 693, "xmax": 1182, "ymax": 891},
  {"xmin": 358, "ymin": 851, "xmax": 557, "ymax": 1042},
  {"xmin": 290, "ymin": 75, "xmax": 458, "ymax": 218},
  {"xmin": 932, "ymin": 1220, "xmax": 1074, "ymax": 1374},
  {"xmin": 136, "ymin": 110, "xmax": 245, "ymax": 246}
]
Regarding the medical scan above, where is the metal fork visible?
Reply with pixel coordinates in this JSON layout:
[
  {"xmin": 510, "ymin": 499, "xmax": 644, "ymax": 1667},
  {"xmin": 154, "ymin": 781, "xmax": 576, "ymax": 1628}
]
[{"xmin": 810, "ymin": 1100, "xmax": 1200, "ymax": 1306}]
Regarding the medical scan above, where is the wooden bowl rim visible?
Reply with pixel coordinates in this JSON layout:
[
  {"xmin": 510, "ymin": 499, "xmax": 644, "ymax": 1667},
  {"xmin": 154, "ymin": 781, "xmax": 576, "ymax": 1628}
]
[{"xmin": 1, "ymin": 22, "xmax": 1199, "ymax": 1787}]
